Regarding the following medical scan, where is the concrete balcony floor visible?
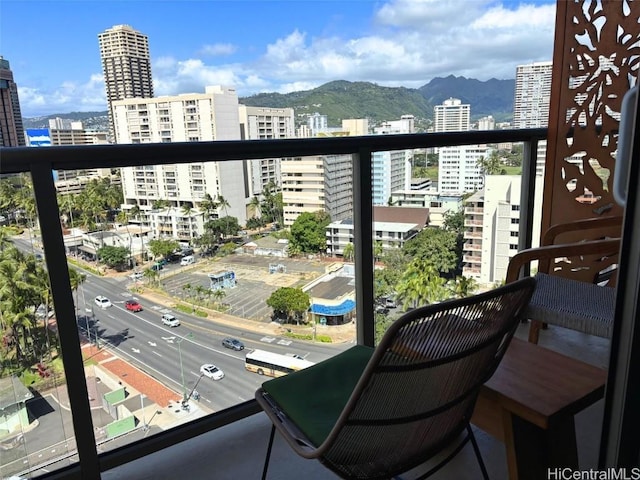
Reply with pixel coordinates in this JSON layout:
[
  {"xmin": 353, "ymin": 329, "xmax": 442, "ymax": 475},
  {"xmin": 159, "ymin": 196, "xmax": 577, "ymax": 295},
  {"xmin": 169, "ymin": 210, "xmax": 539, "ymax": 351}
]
[{"xmin": 103, "ymin": 323, "xmax": 609, "ymax": 480}]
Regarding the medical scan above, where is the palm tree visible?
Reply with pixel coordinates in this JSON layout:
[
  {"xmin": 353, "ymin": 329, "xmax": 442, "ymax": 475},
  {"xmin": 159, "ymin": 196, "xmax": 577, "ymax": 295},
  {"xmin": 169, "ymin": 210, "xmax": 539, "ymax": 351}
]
[
  {"xmin": 396, "ymin": 260, "xmax": 448, "ymax": 310},
  {"xmin": 477, "ymin": 150, "xmax": 503, "ymax": 175},
  {"xmin": 216, "ymin": 195, "xmax": 232, "ymax": 237},
  {"xmin": 248, "ymin": 195, "xmax": 263, "ymax": 233},
  {"xmin": 116, "ymin": 210, "xmax": 134, "ymax": 268},
  {"xmin": 198, "ymin": 193, "xmax": 218, "ymax": 222},
  {"xmin": 211, "ymin": 288, "xmax": 226, "ymax": 307},
  {"xmin": 450, "ymin": 275, "xmax": 478, "ymax": 298},
  {"xmin": 342, "ymin": 243, "xmax": 355, "ymax": 262},
  {"xmin": 194, "ymin": 285, "xmax": 206, "ymax": 304},
  {"xmin": 68, "ymin": 267, "xmax": 87, "ymax": 314}
]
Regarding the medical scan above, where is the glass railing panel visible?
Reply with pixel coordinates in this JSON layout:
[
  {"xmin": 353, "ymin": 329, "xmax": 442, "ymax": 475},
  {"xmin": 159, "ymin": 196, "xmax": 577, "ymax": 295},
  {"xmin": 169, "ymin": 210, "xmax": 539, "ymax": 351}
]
[
  {"xmin": 0, "ymin": 172, "xmax": 79, "ymax": 479},
  {"xmin": 0, "ymin": 129, "xmax": 547, "ymax": 475}
]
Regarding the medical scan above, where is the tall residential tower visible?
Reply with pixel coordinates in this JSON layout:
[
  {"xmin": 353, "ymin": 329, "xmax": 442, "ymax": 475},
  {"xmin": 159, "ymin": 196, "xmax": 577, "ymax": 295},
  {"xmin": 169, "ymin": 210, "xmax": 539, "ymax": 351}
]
[
  {"xmin": 98, "ymin": 25, "xmax": 154, "ymax": 140},
  {"xmin": 513, "ymin": 62, "xmax": 552, "ymax": 129},
  {"xmin": 0, "ymin": 57, "xmax": 25, "ymax": 147}
]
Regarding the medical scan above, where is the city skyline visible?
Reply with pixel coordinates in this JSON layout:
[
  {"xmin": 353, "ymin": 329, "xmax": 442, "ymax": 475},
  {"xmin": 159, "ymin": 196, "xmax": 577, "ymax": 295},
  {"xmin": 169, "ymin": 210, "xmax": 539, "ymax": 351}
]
[{"xmin": 2, "ymin": 0, "xmax": 556, "ymax": 118}]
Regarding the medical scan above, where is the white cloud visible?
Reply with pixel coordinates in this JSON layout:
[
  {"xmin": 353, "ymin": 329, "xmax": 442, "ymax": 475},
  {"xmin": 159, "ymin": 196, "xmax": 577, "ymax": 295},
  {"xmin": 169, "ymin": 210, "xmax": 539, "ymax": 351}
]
[
  {"xmin": 199, "ymin": 43, "xmax": 237, "ymax": 57},
  {"xmin": 18, "ymin": 0, "xmax": 556, "ymax": 117},
  {"xmin": 19, "ymin": 73, "xmax": 106, "ymax": 117}
]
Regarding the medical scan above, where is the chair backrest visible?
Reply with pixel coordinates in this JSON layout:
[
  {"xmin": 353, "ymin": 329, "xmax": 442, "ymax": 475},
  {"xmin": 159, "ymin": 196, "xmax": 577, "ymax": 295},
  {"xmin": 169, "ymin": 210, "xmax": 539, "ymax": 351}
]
[
  {"xmin": 319, "ymin": 277, "xmax": 536, "ymax": 479},
  {"xmin": 539, "ymin": 216, "xmax": 622, "ymax": 286}
]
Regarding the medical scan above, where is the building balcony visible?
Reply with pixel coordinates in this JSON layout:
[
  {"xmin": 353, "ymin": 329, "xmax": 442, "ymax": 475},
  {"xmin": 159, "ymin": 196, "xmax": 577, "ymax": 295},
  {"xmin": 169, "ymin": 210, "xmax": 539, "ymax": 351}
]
[
  {"xmin": 463, "ymin": 230, "xmax": 482, "ymax": 239},
  {"xmin": 0, "ymin": 126, "xmax": 627, "ymax": 479}
]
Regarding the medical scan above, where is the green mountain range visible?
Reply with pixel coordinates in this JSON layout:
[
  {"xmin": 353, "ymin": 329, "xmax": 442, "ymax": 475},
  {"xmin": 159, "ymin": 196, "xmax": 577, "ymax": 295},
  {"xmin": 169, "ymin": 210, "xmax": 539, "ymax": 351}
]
[{"xmin": 22, "ymin": 76, "xmax": 515, "ymax": 130}]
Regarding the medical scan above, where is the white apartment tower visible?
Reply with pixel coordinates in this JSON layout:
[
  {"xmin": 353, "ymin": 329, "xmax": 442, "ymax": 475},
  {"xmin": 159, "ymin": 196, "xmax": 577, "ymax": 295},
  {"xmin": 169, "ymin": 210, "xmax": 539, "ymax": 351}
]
[
  {"xmin": 513, "ymin": 62, "xmax": 552, "ymax": 129},
  {"xmin": 434, "ymin": 98, "xmax": 483, "ymax": 194},
  {"xmin": 434, "ymin": 98, "xmax": 470, "ymax": 133},
  {"xmin": 281, "ymin": 154, "xmax": 353, "ymax": 227},
  {"xmin": 98, "ymin": 25, "xmax": 154, "ymax": 141},
  {"xmin": 307, "ymin": 113, "xmax": 329, "ymax": 135},
  {"xmin": 238, "ymin": 105, "xmax": 295, "ymax": 198},
  {"xmin": 112, "ymin": 86, "xmax": 247, "ymax": 239},
  {"xmin": 462, "ymin": 175, "xmax": 542, "ymax": 284},
  {"xmin": 514, "ymin": 61, "xmax": 553, "ymax": 177}
]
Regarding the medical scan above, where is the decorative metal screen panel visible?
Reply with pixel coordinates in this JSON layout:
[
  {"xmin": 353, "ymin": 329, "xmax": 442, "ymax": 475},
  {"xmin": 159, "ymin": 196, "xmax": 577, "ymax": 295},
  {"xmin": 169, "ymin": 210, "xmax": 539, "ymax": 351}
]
[{"xmin": 542, "ymin": 0, "xmax": 639, "ymax": 237}]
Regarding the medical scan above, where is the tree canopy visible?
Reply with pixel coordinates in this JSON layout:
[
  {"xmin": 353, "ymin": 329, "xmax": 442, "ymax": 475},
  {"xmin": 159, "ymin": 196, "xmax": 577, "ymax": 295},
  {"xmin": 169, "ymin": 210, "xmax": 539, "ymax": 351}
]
[
  {"xmin": 403, "ymin": 227, "xmax": 459, "ymax": 274},
  {"xmin": 289, "ymin": 211, "xmax": 331, "ymax": 254},
  {"xmin": 97, "ymin": 245, "xmax": 130, "ymax": 270},
  {"xmin": 266, "ymin": 287, "xmax": 310, "ymax": 324},
  {"xmin": 148, "ymin": 238, "xmax": 180, "ymax": 259}
]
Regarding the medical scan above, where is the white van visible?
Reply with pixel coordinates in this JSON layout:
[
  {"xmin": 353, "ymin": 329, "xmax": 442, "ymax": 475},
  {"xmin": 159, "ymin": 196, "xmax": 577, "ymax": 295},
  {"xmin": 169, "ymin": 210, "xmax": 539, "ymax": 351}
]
[{"xmin": 180, "ymin": 255, "xmax": 195, "ymax": 266}]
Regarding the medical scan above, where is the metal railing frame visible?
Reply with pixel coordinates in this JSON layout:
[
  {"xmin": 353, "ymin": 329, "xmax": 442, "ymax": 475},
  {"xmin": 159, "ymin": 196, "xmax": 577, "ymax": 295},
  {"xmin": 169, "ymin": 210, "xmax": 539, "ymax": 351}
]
[{"xmin": 0, "ymin": 128, "xmax": 547, "ymax": 478}]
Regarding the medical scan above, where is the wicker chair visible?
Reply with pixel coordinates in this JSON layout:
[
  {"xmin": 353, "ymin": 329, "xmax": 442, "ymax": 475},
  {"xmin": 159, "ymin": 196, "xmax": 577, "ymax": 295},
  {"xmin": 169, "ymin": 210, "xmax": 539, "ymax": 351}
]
[
  {"xmin": 255, "ymin": 278, "xmax": 536, "ymax": 480},
  {"xmin": 506, "ymin": 216, "xmax": 622, "ymax": 343}
]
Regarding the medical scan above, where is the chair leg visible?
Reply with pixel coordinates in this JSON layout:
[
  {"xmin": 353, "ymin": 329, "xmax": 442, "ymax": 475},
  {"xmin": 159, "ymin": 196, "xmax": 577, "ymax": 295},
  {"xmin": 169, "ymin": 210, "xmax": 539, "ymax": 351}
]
[
  {"xmin": 467, "ymin": 424, "xmax": 490, "ymax": 480},
  {"xmin": 262, "ymin": 424, "xmax": 276, "ymax": 480},
  {"xmin": 528, "ymin": 320, "xmax": 542, "ymax": 344}
]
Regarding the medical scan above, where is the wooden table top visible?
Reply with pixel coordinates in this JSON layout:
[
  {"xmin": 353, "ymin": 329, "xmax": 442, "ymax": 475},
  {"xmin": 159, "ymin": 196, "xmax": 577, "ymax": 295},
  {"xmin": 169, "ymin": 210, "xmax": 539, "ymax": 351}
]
[{"xmin": 482, "ymin": 338, "xmax": 607, "ymax": 429}]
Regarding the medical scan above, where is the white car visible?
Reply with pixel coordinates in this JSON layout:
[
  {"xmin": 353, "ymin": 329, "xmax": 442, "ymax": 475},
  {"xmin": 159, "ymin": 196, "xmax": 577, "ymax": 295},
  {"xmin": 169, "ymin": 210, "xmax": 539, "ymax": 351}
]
[
  {"xmin": 129, "ymin": 271, "xmax": 143, "ymax": 281},
  {"xmin": 161, "ymin": 313, "xmax": 180, "ymax": 327},
  {"xmin": 94, "ymin": 296, "xmax": 112, "ymax": 308},
  {"xmin": 200, "ymin": 364, "xmax": 224, "ymax": 380}
]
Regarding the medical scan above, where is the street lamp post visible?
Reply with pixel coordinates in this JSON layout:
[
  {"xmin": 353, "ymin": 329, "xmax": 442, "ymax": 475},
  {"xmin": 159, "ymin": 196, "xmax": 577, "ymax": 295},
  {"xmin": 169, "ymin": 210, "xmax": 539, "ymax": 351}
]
[
  {"xmin": 176, "ymin": 333, "xmax": 193, "ymax": 404},
  {"xmin": 140, "ymin": 394, "xmax": 147, "ymax": 431}
]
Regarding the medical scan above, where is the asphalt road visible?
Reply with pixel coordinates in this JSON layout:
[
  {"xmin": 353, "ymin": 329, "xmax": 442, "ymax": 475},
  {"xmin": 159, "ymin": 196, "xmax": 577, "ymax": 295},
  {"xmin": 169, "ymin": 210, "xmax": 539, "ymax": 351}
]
[{"xmin": 74, "ymin": 263, "xmax": 346, "ymax": 412}]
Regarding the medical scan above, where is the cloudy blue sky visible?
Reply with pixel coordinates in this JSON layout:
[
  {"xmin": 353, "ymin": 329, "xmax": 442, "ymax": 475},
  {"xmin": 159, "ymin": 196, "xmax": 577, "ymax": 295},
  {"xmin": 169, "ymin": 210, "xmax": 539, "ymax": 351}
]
[{"xmin": 1, "ymin": 0, "xmax": 556, "ymax": 117}]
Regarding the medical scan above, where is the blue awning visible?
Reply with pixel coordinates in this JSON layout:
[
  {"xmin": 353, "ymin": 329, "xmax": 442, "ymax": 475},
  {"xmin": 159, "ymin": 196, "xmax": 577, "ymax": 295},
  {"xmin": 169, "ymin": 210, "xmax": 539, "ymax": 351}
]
[{"xmin": 310, "ymin": 299, "xmax": 356, "ymax": 316}]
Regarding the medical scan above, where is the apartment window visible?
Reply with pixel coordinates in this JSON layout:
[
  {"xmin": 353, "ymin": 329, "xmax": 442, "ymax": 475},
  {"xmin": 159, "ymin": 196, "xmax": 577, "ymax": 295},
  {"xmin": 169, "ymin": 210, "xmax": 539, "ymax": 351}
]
[
  {"xmin": 512, "ymin": 205, "xmax": 521, "ymax": 211},
  {"xmin": 510, "ymin": 231, "xmax": 519, "ymax": 237},
  {"xmin": 511, "ymin": 218, "xmax": 520, "ymax": 224}
]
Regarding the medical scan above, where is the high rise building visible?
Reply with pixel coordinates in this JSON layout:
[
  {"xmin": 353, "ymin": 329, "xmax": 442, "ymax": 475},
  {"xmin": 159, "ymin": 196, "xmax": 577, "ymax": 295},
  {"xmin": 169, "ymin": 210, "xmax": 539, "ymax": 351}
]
[
  {"xmin": 238, "ymin": 105, "xmax": 295, "ymax": 197},
  {"xmin": 98, "ymin": 25, "xmax": 154, "ymax": 140},
  {"xmin": 462, "ymin": 175, "xmax": 543, "ymax": 285},
  {"xmin": 434, "ymin": 98, "xmax": 470, "ymax": 133},
  {"xmin": 513, "ymin": 61, "xmax": 553, "ymax": 177},
  {"xmin": 112, "ymin": 86, "xmax": 247, "ymax": 239},
  {"xmin": 281, "ymin": 154, "xmax": 353, "ymax": 227},
  {"xmin": 513, "ymin": 62, "xmax": 552, "ymax": 129},
  {"xmin": 433, "ymin": 98, "xmax": 482, "ymax": 194},
  {"xmin": 372, "ymin": 150, "xmax": 411, "ymax": 205},
  {"xmin": 0, "ymin": 57, "xmax": 25, "ymax": 147}
]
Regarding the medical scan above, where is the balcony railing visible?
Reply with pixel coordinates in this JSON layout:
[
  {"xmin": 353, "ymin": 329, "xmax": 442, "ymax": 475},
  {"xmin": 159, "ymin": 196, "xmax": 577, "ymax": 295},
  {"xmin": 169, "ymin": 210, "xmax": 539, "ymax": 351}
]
[{"xmin": 0, "ymin": 127, "xmax": 546, "ymax": 479}]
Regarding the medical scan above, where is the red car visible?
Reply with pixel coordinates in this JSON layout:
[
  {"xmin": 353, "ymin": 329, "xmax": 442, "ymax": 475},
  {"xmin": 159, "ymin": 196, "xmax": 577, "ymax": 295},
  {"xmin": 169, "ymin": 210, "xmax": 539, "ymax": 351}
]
[{"xmin": 125, "ymin": 300, "xmax": 143, "ymax": 312}]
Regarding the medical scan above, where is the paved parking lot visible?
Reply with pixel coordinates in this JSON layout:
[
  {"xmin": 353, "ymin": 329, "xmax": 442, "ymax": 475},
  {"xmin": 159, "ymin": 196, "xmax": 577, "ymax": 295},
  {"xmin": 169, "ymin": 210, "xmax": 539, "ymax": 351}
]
[{"xmin": 158, "ymin": 254, "xmax": 331, "ymax": 322}]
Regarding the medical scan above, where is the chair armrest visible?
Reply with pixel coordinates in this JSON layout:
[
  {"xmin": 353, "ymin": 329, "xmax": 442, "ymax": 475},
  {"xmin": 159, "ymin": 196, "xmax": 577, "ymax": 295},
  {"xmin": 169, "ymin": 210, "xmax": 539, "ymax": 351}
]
[
  {"xmin": 506, "ymin": 238, "xmax": 621, "ymax": 283},
  {"xmin": 542, "ymin": 216, "xmax": 623, "ymax": 246}
]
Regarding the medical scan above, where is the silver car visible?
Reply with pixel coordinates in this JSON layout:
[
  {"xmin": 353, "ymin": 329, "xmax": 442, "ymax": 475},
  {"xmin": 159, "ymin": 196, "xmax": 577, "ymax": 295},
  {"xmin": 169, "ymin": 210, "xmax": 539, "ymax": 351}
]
[{"xmin": 161, "ymin": 313, "xmax": 180, "ymax": 327}]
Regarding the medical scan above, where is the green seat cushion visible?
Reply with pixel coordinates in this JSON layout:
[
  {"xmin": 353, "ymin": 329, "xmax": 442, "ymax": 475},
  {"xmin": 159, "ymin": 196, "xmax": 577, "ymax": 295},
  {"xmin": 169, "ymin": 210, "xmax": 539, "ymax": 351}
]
[{"xmin": 262, "ymin": 345, "xmax": 374, "ymax": 447}]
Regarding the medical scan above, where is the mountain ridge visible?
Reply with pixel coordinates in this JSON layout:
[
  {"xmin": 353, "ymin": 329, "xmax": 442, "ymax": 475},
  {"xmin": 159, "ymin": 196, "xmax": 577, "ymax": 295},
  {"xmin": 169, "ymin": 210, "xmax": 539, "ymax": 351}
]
[{"xmin": 22, "ymin": 76, "xmax": 516, "ymax": 130}]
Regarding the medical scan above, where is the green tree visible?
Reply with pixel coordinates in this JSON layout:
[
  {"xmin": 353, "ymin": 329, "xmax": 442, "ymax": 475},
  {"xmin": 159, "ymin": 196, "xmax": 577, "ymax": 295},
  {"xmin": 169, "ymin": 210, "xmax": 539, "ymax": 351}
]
[
  {"xmin": 143, "ymin": 267, "xmax": 159, "ymax": 285},
  {"xmin": 403, "ymin": 227, "xmax": 458, "ymax": 275},
  {"xmin": 374, "ymin": 248, "xmax": 408, "ymax": 300},
  {"xmin": 477, "ymin": 150, "xmax": 503, "ymax": 175},
  {"xmin": 342, "ymin": 243, "xmax": 354, "ymax": 262},
  {"xmin": 266, "ymin": 287, "xmax": 311, "ymax": 325},
  {"xmin": 289, "ymin": 211, "xmax": 331, "ymax": 254},
  {"xmin": 97, "ymin": 245, "xmax": 130, "ymax": 270},
  {"xmin": 396, "ymin": 260, "xmax": 448, "ymax": 310},
  {"xmin": 148, "ymin": 238, "xmax": 180, "ymax": 260},
  {"xmin": 448, "ymin": 275, "xmax": 478, "ymax": 299}
]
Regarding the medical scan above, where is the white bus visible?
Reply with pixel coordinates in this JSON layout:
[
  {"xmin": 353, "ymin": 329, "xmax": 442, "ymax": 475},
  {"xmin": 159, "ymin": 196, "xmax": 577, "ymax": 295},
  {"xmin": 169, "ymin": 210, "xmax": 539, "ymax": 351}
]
[{"xmin": 245, "ymin": 349, "xmax": 315, "ymax": 378}]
